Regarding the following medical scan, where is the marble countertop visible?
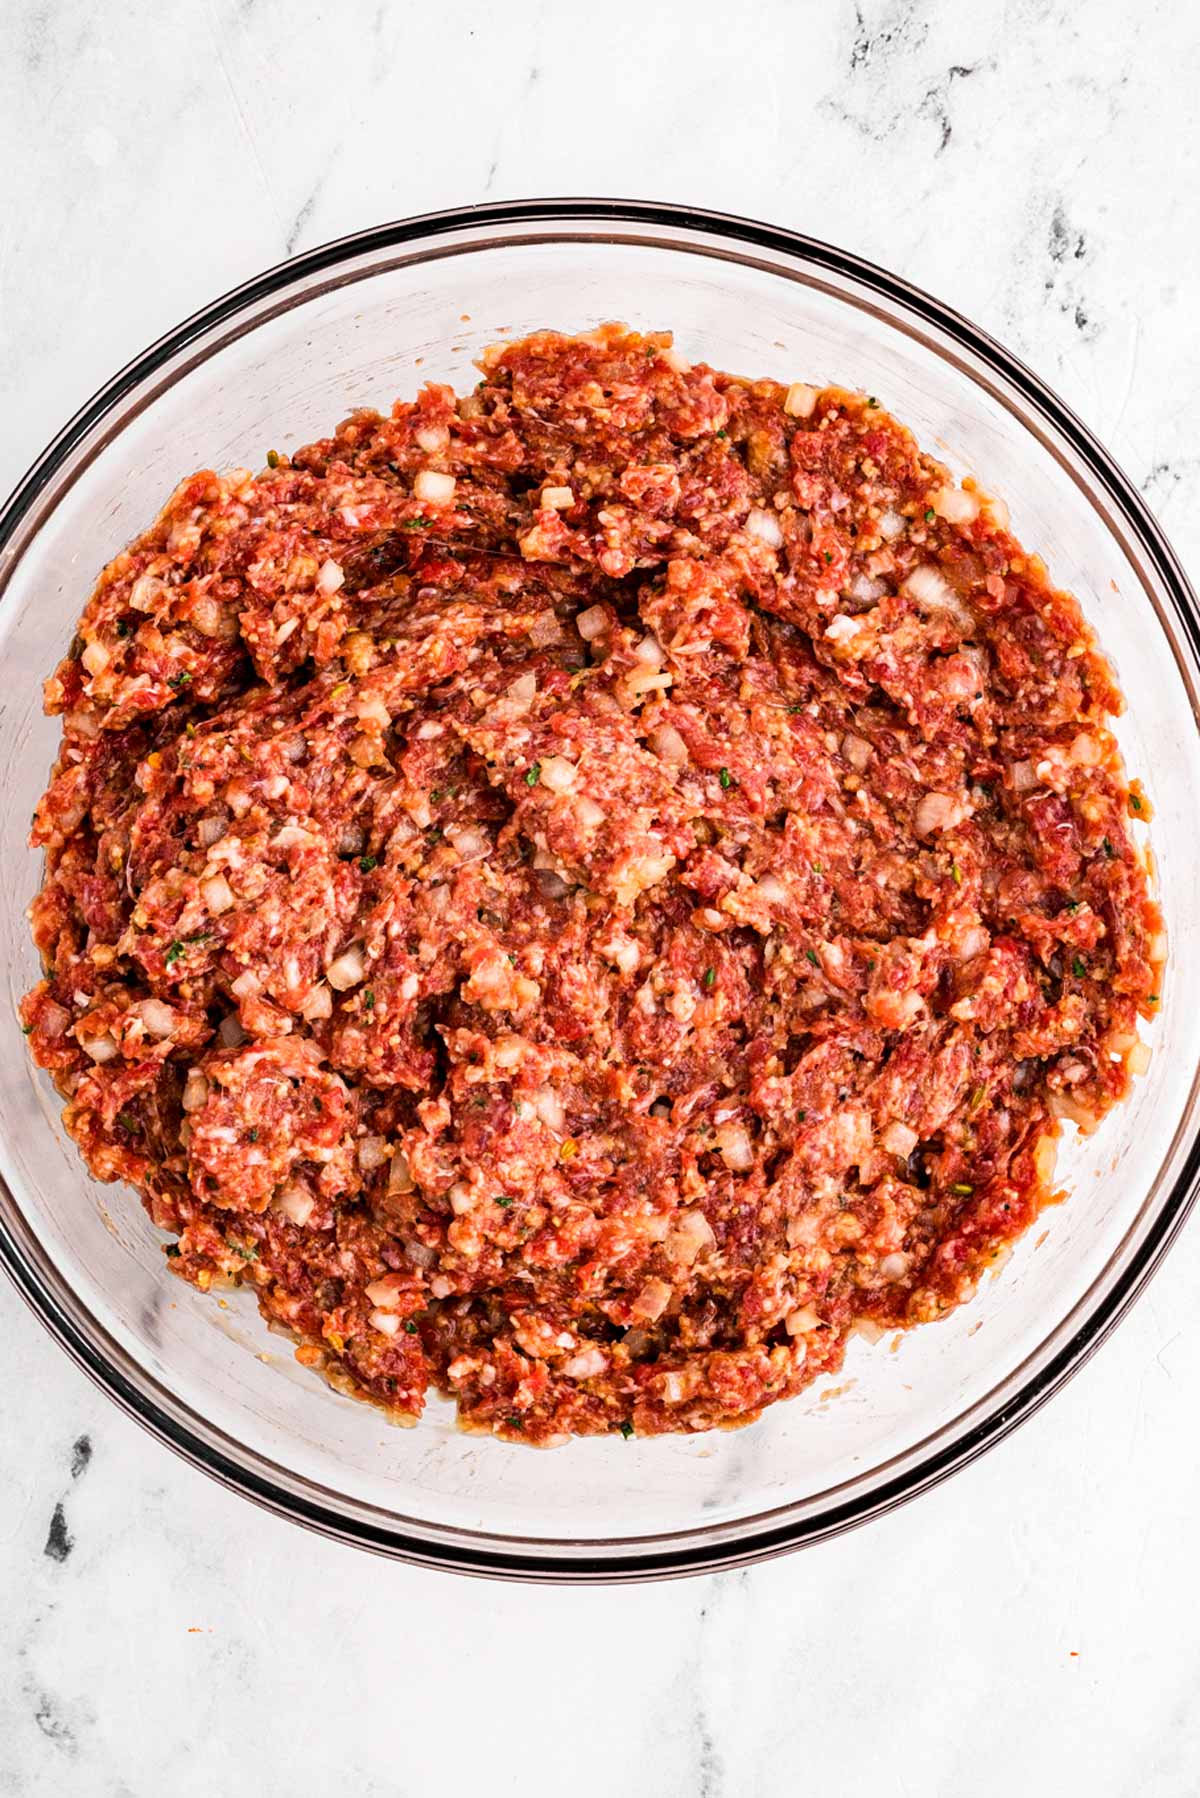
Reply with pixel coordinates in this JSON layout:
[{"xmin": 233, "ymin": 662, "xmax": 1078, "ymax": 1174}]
[{"xmin": 3, "ymin": 1, "xmax": 1200, "ymax": 1792}]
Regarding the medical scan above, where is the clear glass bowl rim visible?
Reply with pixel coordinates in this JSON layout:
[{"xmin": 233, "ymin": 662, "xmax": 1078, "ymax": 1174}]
[{"xmin": 2, "ymin": 196, "xmax": 1198, "ymax": 1584}]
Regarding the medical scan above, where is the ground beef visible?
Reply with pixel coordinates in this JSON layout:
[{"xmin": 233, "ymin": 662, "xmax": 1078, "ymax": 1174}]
[{"xmin": 21, "ymin": 325, "xmax": 1164, "ymax": 1444}]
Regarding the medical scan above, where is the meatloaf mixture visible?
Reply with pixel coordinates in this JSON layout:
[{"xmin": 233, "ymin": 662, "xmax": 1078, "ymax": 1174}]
[{"xmin": 21, "ymin": 325, "xmax": 1164, "ymax": 1444}]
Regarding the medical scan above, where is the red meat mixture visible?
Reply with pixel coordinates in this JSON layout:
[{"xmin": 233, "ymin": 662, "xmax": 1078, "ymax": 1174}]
[{"xmin": 21, "ymin": 326, "xmax": 1164, "ymax": 1444}]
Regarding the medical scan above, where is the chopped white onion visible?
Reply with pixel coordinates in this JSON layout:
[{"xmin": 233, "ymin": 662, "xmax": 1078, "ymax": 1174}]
[
  {"xmin": 902, "ymin": 564, "xmax": 959, "ymax": 613},
  {"xmin": 182, "ymin": 1069, "xmax": 209, "ymax": 1112},
  {"xmin": 575, "ymin": 795, "xmax": 606, "ymax": 829},
  {"xmin": 338, "ymin": 823, "xmax": 365, "ymax": 857},
  {"xmin": 825, "ymin": 614, "xmax": 861, "ymax": 645},
  {"xmin": 326, "ymin": 943, "xmax": 366, "ymax": 991},
  {"xmin": 201, "ymin": 874, "xmax": 235, "ymax": 915},
  {"xmin": 81, "ymin": 640, "xmax": 110, "ymax": 676},
  {"xmin": 532, "ymin": 1085, "xmax": 565, "ymax": 1134},
  {"xmin": 230, "ymin": 970, "xmax": 259, "ymax": 1000},
  {"xmin": 365, "ymin": 1273, "xmax": 405, "ymax": 1308},
  {"xmin": 931, "ymin": 485, "xmax": 980, "ymax": 525},
  {"xmin": 755, "ymin": 873, "xmax": 788, "ymax": 904},
  {"xmin": 632, "ymin": 1277, "xmax": 672, "ymax": 1322},
  {"xmin": 633, "ymin": 633, "xmax": 665, "ymax": 667},
  {"xmin": 357, "ymin": 1135, "xmax": 389, "ymax": 1173},
  {"xmin": 882, "ymin": 1120, "xmax": 919, "ymax": 1158},
  {"xmin": 878, "ymin": 509, "xmax": 907, "ymax": 541},
  {"xmin": 136, "ymin": 998, "xmax": 176, "ymax": 1039},
  {"xmin": 198, "ymin": 814, "xmax": 227, "ymax": 848},
  {"xmin": 1127, "ymin": 1040, "xmax": 1152, "ymax": 1076},
  {"xmin": 404, "ymin": 1236, "xmax": 435, "ymax": 1269},
  {"xmin": 786, "ymin": 1305, "xmax": 820, "ymax": 1335},
  {"xmin": 784, "ymin": 382, "xmax": 817, "ymax": 418},
  {"xmin": 415, "ymin": 423, "xmax": 449, "ymax": 453},
  {"xmin": 562, "ymin": 1346, "xmax": 607, "ymax": 1379},
  {"xmin": 842, "ymin": 732, "xmax": 872, "ymax": 771},
  {"xmin": 528, "ymin": 612, "xmax": 563, "ymax": 648},
  {"xmin": 666, "ymin": 1209, "xmax": 715, "ymax": 1267},
  {"xmin": 369, "ymin": 1309, "xmax": 401, "ymax": 1337},
  {"xmin": 81, "ymin": 1031, "xmax": 118, "ymax": 1063},
  {"xmin": 576, "ymin": 604, "xmax": 609, "ymax": 641},
  {"xmin": 274, "ymin": 1183, "xmax": 314, "ymax": 1226},
  {"xmin": 649, "ymin": 724, "xmax": 689, "ymax": 767},
  {"xmin": 541, "ymin": 485, "xmax": 575, "ymax": 510},
  {"xmin": 218, "ymin": 1013, "xmax": 248, "ymax": 1048},
  {"xmin": 413, "ymin": 469, "xmax": 456, "ymax": 505},
  {"xmin": 301, "ymin": 984, "xmax": 333, "ymax": 1022},
  {"xmin": 715, "ymin": 1120, "xmax": 754, "ymax": 1171},
  {"xmin": 505, "ymin": 671, "xmax": 537, "ymax": 712},
  {"xmin": 914, "ymin": 791, "xmax": 965, "ymax": 839},
  {"xmin": 538, "ymin": 755, "xmax": 578, "ymax": 793},
  {"xmin": 880, "ymin": 1252, "xmax": 910, "ymax": 1281},
  {"xmin": 389, "ymin": 1152, "xmax": 415, "ymax": 1195},
  {"xmin": 745, "ymin": 506, "xmax": 784, "ymax": 548},
  {"xmin": 448, "ymin": 1182, "xmax": 476, "ymax": 1216},
  {"xmin": 445, "ymin": 823, "xmax": 491, "ymax": 861},
  {"xmin": 316, "ymin": 559, "xmax": 344, "ymax": 595}
]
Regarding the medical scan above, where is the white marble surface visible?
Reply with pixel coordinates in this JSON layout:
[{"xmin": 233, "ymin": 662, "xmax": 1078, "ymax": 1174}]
[{"xmin": 3, "ymin": 1, "xmax": 1200, "ymax": 1791}]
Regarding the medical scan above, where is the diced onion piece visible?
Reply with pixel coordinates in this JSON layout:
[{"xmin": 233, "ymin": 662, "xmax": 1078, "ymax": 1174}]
[
  {"xmin": 632, "ymin": 1277, "xmax": 672, "ymax": 1322},
  {"xmin": 878, "ymin": 509, "xmax": 906, "ymax": 541},
  {"xmin": 182, "ymin": 1069, "xmax": 209, "ymax": 1112},
  {"xmin": 576, "ymin": 604, "xmax": 609, "ymax": 641},
  {"xmin": 755, "ymin": 874, "xmax": 788, "ymax": 904},
  {"xmin": 633, "ymin": 633, "xmax": 665, "ymax": 667},
  {"xmin": 666, "ymin": 1209, "xmax": 715, "ymax": 1267},
  {"xmin": 851, "ymin": 1319, "xmax": 887, "ymax": 1344},
  {"xmin": 338, "ymin": 823, "xmax": 365, "ymax": 857},
  {"xmin": 575, "ymin": 795, "xmax": 605, "ymax": 829},
  {"xmin": 649, "ymin": 724, "xmax": 688, "ymax": 767},
  {"xmin": 366, "ymin": 1273, "xmax": 406, "ymax": 1308},
  {"xmin": 983, "ymin": 492, "xmax": 1011, "ymax": 530},
  {"xmin": 532, "ymin": 1085, "xmax": 565, "ymax": 1134},
  {"xmin": 528, "ymin": 613, "xmax": 563, "ymax": 649},
  {"xmin": 136, "ymin": 998, "xmax": 177, "ymax": 1039},
  {"xmin": 1127, "ymin": 1039, "xmax": 1152, "ymax": 1076},
  {"xmin": 369, "ymin": 1309, "xmax": 401, "ymax": 1336},
  {"xmin": 786, "ymin": 1305, "xmax": 820, "ymax": 1335},
  {"xmin": 81, "ymin": 640, "xmax": 110, "ymax": 676},
  {"xmin": 301, "ymin": 984, "xmax": 333, "ymax": 1022},
  {"xmin": 902, "ymin": 564, "xmax": 961, "ymax": 614},
  {"xmin": 413, "ymin": 469, "xmax": 456, "ymax": 505},
  {"xmin": 1011, "ymin": 760, "xmax": 1037, "ymax": 792},
  {"xmin": 326, "ymin": 943, "xmax": 366, "ymax": 991},
  {"xmin": 39, "ymin": 1002, "xmax": 70, "ymax": 1040},
  {"xmin": 448, "ymin": 1182, "xmax": 475, "ymax": 1216},
  {"xmin": 825, "ymin": 614, "xmax": 861, "ymax": 644},
  {"xmin": 357, "ymin": 1135, "xmax": 389, "ymax": 1173},
  {"xmin": 715, "ymin": 1120, "xmax": 754, "ymax": 1171},
  {"xmin": 201, "ymin": 874, "xmax": 235, "ymax": 914},
  {"xmin": 404, "ymin": 1236, "xmax": 435, "ymax": 1269},
  {"xmin": 218, "ymin": 1013, "xmax": 247, "ymax": 1048},
  {"xmin": 505, "ymin": 672, "xmax": 537, "ymax": 712},
  {"xmin": 445, "ymin": 823, "xmax": 491, "ymax": 861},
  {"xmin": 81, "ymin": 1032, "xmax": 117, "ymax": 1063},
  {"xmin": 849, "ymin": 573, "xmax": 885, "ymax": 604},
  {"xmin": 316, "ymin": 558, "xmax": 344, "ymax": 595},
  {"xmin": 198, "ymin": 815, "xmax": 227, "ymax": 848},
  {"xmin": 745, "ymin": 506, "xmax": 783, "ymax": 548},
  {"xmin": 930, "ymin": 485, "xmax": 980, "ymax": 525},
  {"xmin": 879, "ymin": 1252, "xmax": 910, "ymax": 1281},
  {"xmin": 562, "ymin": 1346, "xmax": 606, "ymax": 1379},
  {"xmin": 389, "ymin": 1151, "xmax": 415, "ymax": 1195},
  {"xmin": 914, "ymin": 791, "xmax": 966, "ymax": 839},
  {"xmin": 274, "ymin": 1183, "xmax": 314, "ymax": 1226},
  {"xmin": 129, "ymin": 574, "xmax": 163, "ymax": 611},
  {"xmin": 415, "ymin": 423, "xmax": 449, "ymax": 453},
  {"xmin": 842, "ymin": 732, "xmax": 872, "ymax": 771},
  {"xmin": 882, "ymin": 1120, "xmax": 919, "ymax": 1158},
  {"xmin": 541, "ymin": 485, "xmax": 575, "ymax": 510},
  {"xmin": 538, "ymin": 755, "xmax": 578, "ymax": 794},
  {"xmin": 784, "ymin": 382, "xmax": 817, "ymax": 418},
  {"xmin": 230, "ymin": 970, "xmax": 259, "ymax": 1000}
]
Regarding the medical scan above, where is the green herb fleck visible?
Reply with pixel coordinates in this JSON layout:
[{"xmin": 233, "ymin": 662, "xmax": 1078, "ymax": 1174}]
[
  {"xmin": 266, "ymin": 449, "xmax": 280, "ymax": 468},
  {"xmin": 867, "ymin": 395, "xmax": 878, "ymax": 408},
  {"xmin": 168, "ymin": 670, "xmax": 192, "ymax": 689},
  {"xmin": 924, "ymin": 507, "xmax": 936, "ymax": 523},
  {"xmin": 1072, "ymin": 955, "xmax": 1086, "ymax": 978},
  {"xmin": 20, "ymin": 1022, "xmax": 33, "ymax": 1035},
  {"xmin": 1102, "ymin": 837, "xmax": 1114, "ymax": 859},
  {"xmin": 506, "ymin": 1414, "xmax": 523, "ymax": 1430},
  {"xmin": 164, "ymin": 941, "xmax": 185, "ymax": 966},
  {"xmin": 526, "ymin": 762, "xmax": 542, "ymax": 786},
  {"xmin": 950, "ymin": 862, "xmax": 962, "ymax": 885},
  {"xmin": 233, "ymin": 1243, "xmax": 258, "ymax": 1262},
  {"xmin": 703, "ymin": 967, "xmax": 716, "ymax": 988},
  {"xmin": 185, "ymin": 722, "xmax": 196, "ymax": 738},
  {"xmin": 823, "ymin": 550, "xmax": 833, "ymax": 564},
  {"xmin": 403, "ymin": 515, "xmax": 431, "ymax": 531},
  {"xmin": 404, "ymin": 1320, "xmax": 418, "ymax": 1334},
  {"xmin": 165, "ymin": 1244, "xmax": 181, "ymax": 1258},
  {"xmin": 787, "ymin": 704, "xmax": 803, "ymax": 714},
  {"xmin": 813, "ymin": 861, "xmax": 823, "ymax": 874},
  {"xmin": 117, "ymin": 1111, "xmax": 139, "ymax": 1132},
  {"xmin": 1131, "ymin": 793, "xmax": 1143, "ymax": 812},
  {"xmin": 719, "ymin": 766, "xmax": 733, "ymax": 789},
  {"xmin": 805, "ymin": 948, "xmax": 820, "ymax": 968},
  {"xmin": 1067, "ymin": 901, "xmax": 1081, "ymax": 914},
  {"xmin": 358, "ymin": 854, "xmax": 378, "ymax": 873},
  {"xmin": 619, "ymin": 1420, "xmax": 634, "ymax": 1439},
  {"xmin": 363, "ymin": 989, "xmax": 376, "ymax": 1011},
  {"xmin": 248, "ymin": 1128, "xmax": 259, "ymax": 1143},
  {"xmin": 797, "ymin": 1109, "xmax": 807, "ymax": 1122},
  {"xmin": 951, "ymin": 1182, "xmax": 974, "ymax": 1196},
  {"xmin": 495, "ymin": 1195, "xmax": 513, "ymax": 1208},
  {"xmin": 715, "ymin": 428, "xmax": 727, "ymax": 440},
  {"xmin": 429, "ymin": 788, "xmax": 443, "ymax": 803},
  {"xmin": 115, "ymin": 620, "xmax": 130, "ymax": 638}
]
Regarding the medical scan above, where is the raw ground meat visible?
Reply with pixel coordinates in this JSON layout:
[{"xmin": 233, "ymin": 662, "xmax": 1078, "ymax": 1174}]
[{"xmin": 21, "ymin": 325, "xmax": 1164, "ymax": 1444}]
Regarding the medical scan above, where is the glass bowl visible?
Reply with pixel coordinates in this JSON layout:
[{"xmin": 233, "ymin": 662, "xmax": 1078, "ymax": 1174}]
[{"xmin": 2, "ymin": 199, "xmax": 1198, "ymax": 1583}]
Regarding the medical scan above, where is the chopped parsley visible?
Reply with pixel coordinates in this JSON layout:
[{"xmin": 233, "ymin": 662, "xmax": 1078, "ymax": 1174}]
[
  {"xmin": 429, "ymin": 788, "xmax": 443, "ymax": 803},
  {"xmin": 495, "ymin": 1196, "xmax": 513, "ymax": 1208},
  {"xmin": 787, "ymin": 704, "xmax": 803, "ymax": 714},
  {"xmin": 718, "ymin": 766, "xmax": 733, "ymax": 789},
  {"xmin": 363, "ymin": 989, "xmax": 376, "ymax": 1010},
  {"xmin": 1072, "ymin": 956, "xmax": 1086, "ymax": 978},
  {"xmin": 506, "ymin": 1414, "xmax": 523, "ymax": 1430},
  {"xmin": 924, "ymin": 506, "xmax": 936, "ymax": 523},
  {"xmin": 619, "ymin": 1420, "xmax": 634, "ymax": 1439},
  {"xmin": 266, "ymin": 449, "xmax": 280, "ymax": 468},
  {"xmin": 404, "ymin": 1320, "xmax": 418, "ymax": 1334},
  {"xmin": 403, "ymin": 515, "xmax": 431, "ymax": 531},
  {"xmin": 20, "ymin": 1022, "xmax": 32, "ymax": 1035},
  {"xmin": 248, "ymin": 1128, "xmax": 259, "ymax": 1142},
  {"xmin": 116, "ymin": 1111, "xmax": 140, "ymax": 1132},
  {"xmin": 233, "ymin": 1243, "xmax": 258, "ymax": 1262},
  {"xmin": 703, "ymin": 967, "xmax": 716, "ymax": 988},
  {"xmin": 805, "ymin": 948, "xmax": 820, "ymax": 967},
  {"xmin": 950, "ymin": 862, "xmax": 962, "ymax": 885},
  {"xmin": 164, "ymin": 941, "xmax": 185, "ymax": 965},
  {"xmin": 797, "ymin": 1109, "xmax": 807, "ymax": 1122},
  {"xmin": 951, "ymin": 1182, "xmax": 974, "ymax": 1196},
  {"xmin": 358, "ymin": 854, "xmax": 378, "ymax": 873},
  {"xmin": 1131, "ymin": 793, "xmax": 1143, "ymax": 812},
  {"xmin": 526, "ymin": 763, "xmax": 542, "ymax": 786},
  {"xmin": 1102, "ymin": 837, "xmax": 1114, "ymax": 859},
  {"xmin": 165, "ymin": 1244, "xmax": 181, "ymax": 1258},
  {"xmin": 168, "ymin": 670, "xmax": 192, "ymax": 689},
  {"xmin": 715, "ymin": 428, "xmax": 727, "ymax": 440},
  {"xmin": 867, "ymin": 395, "xmax": 878, "ymax": 408},
  {"xmin": 823, "ymin": 550, "xmax": 833, "ymax": 564}
]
